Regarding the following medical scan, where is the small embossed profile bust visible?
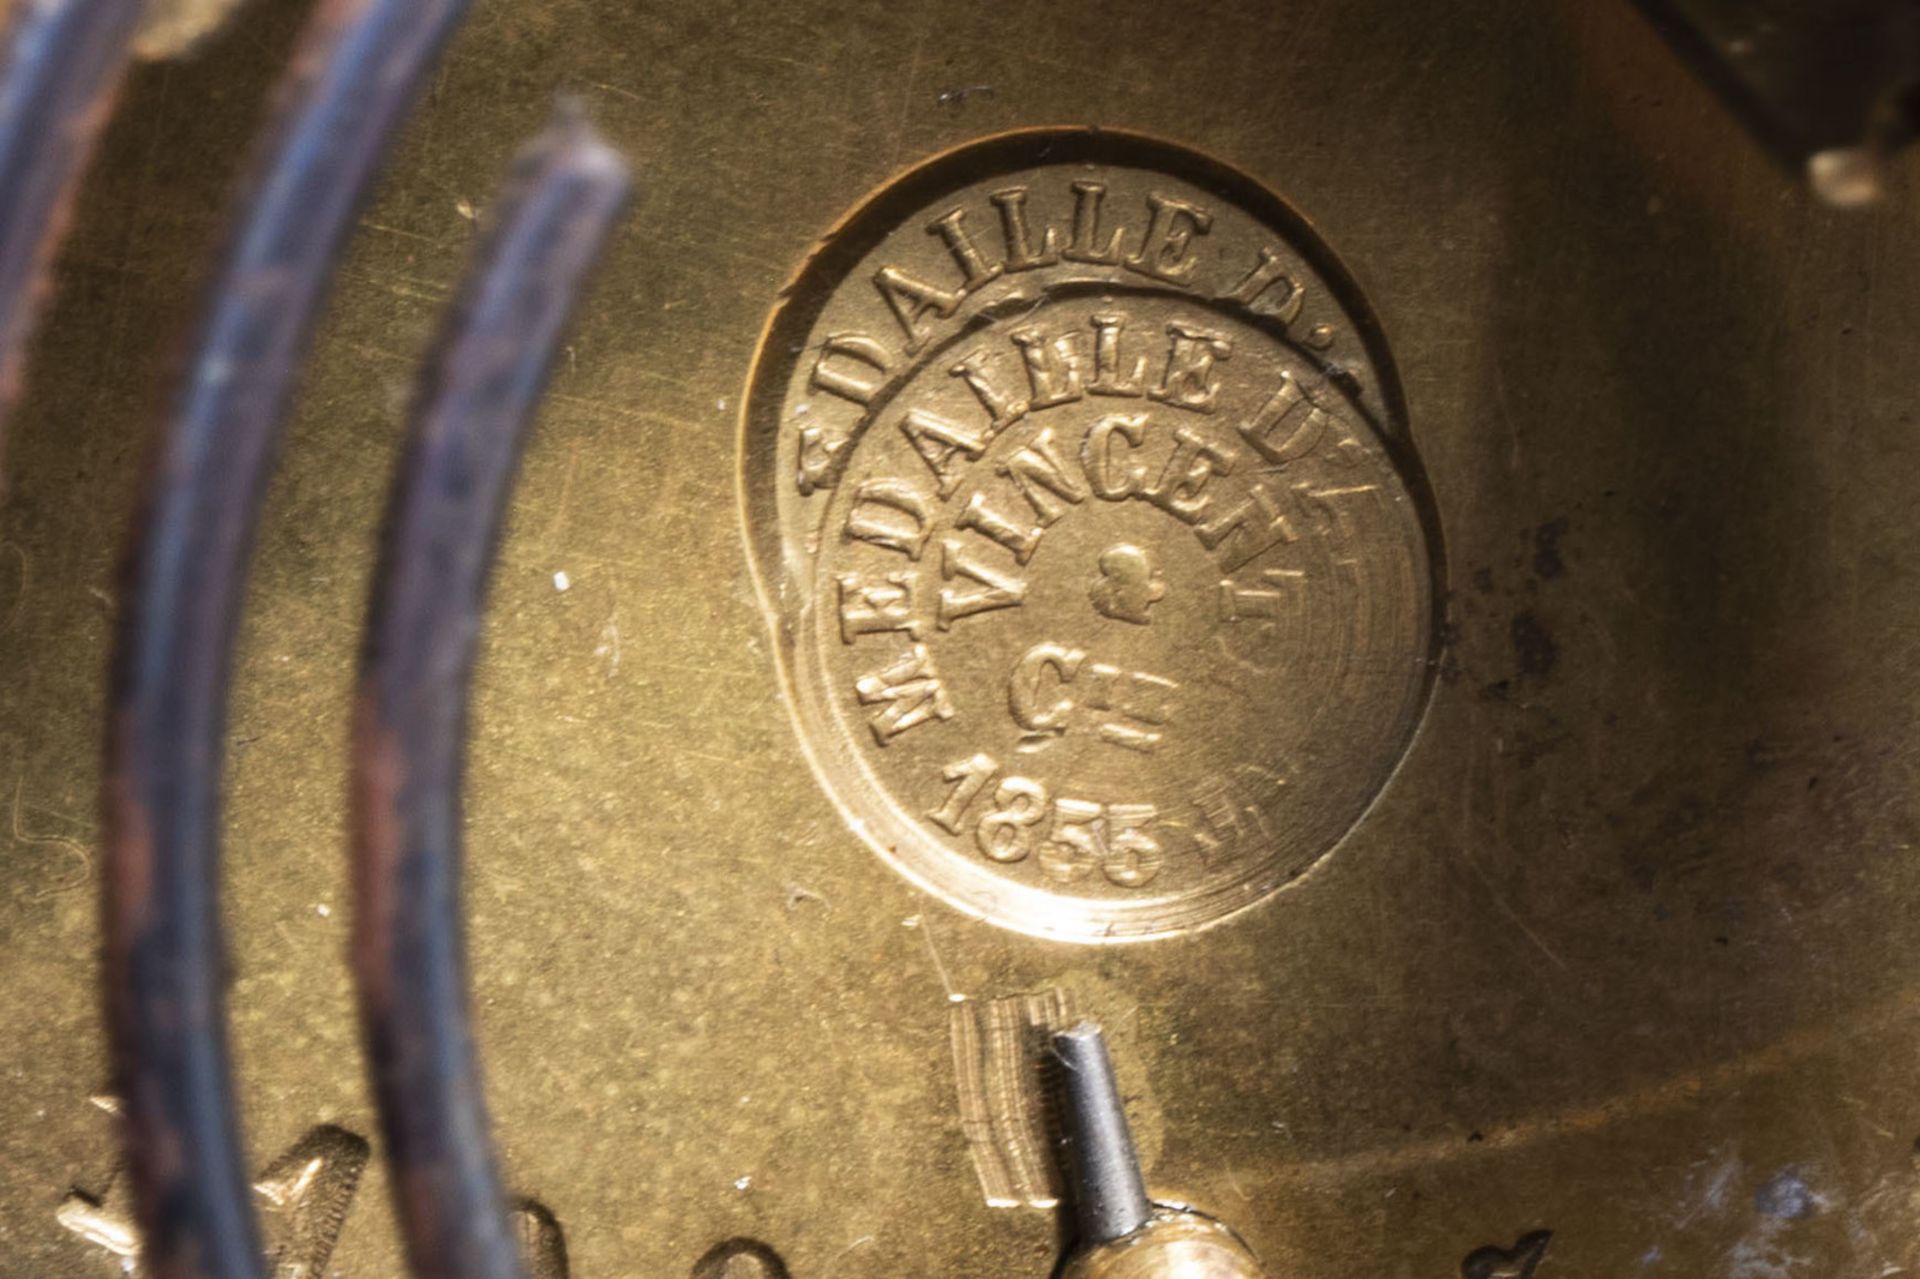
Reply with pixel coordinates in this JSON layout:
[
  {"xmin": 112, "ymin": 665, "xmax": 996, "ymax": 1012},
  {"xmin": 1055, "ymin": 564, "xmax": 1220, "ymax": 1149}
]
[{"xmin": 1088, "ymin": 543, "xmax": 1167, "ymax": 625}]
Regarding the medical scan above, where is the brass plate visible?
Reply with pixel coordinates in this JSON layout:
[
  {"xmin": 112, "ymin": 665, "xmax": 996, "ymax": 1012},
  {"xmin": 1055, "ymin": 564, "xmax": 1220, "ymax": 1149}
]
[
  {"xmin": 3, "ymin": 2, "xmax": 1920, "ymax": 1276},
  {"xmin": 742, "ymin": 130, "xmax": 1437, "ymax": 941}
]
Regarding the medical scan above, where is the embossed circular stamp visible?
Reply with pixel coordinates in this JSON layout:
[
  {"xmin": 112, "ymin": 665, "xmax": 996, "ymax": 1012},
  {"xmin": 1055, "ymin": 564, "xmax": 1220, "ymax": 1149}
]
[{"xmin": 741, "ymin": 130, "xmax": 1440, "ymax": 942}]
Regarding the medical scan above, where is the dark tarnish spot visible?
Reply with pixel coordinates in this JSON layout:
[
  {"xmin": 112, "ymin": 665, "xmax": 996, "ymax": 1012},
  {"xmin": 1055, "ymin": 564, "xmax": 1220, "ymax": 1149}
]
[
  {"xmin": 510, "ymin": 1198, "xmax": 570, "ymax": 1279},
  {"xmin": 691, "ymin": 1238, "xmax": 791, "ymax": 1278},
  {"xmin": 1462, "ymin": 1230, "xmax": 1552, "ymax": 1278},
  {"xmin": 1510, "ymin": 611, "xmax": 1557, "ymax": 678},
  {"xmin": 1532, "ymin": 517, "xmax": 1569, "ymax": 580},
  {"xmin": 1755, "ymin": 1169, "xmax": 1817, "ymax": 1220}
]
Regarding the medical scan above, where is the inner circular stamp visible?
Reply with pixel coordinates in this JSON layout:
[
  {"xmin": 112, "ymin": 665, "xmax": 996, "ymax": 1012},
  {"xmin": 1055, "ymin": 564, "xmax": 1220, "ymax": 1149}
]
[{"xmin": 741, "ymin": 130, "xmax": 1439, "ymax": 942}]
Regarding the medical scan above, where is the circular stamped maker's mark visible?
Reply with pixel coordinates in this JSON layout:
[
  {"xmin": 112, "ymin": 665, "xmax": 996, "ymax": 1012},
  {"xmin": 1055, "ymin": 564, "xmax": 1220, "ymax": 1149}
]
[{"xmin": 740, "ymin": 129, "xmax": 1441, "ymax": 942}]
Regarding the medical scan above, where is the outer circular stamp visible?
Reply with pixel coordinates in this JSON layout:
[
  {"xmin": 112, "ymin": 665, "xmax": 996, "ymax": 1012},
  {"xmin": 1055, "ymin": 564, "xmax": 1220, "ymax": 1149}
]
[{"xmin": 741, "ymin": 129, "xmax": 1440, "ymax": 942}]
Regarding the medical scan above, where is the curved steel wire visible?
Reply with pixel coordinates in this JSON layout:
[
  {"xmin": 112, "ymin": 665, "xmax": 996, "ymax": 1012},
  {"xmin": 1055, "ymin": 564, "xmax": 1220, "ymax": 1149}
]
[
  {"xmin": 0, "ymin": 0, "xmax": 142, "ymax": 486},
  {"xmin": 103, "ymin": 2, "xmax": 469, "ymax": 1276},
  {"xmin": 352, "ymin": 114, "xmax": 629, "ymax": 1279}
]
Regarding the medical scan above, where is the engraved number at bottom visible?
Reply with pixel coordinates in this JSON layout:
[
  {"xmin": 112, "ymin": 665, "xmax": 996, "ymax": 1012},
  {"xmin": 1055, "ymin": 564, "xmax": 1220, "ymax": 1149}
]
[{"xmin": 929, "ymin": 753, "xmax": 1163, "ymax": 888}]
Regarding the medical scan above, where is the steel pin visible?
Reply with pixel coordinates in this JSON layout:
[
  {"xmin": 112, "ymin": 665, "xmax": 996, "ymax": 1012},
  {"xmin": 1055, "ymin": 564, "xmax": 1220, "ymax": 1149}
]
[{"xmin": 1053, "ymin": 1021, "xmax": 1153, "ymax": 1246}]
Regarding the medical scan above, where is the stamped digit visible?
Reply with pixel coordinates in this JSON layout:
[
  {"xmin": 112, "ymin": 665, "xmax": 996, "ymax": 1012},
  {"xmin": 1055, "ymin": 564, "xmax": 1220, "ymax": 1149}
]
[
  {"xmin": 1038, "ymin": 798, "xmax": 1104, "ymax": 883},
  {"xmin": 977, "ymin": 777, "xmax": 1050, "ymax": 863},
  {"xmin": 1103, "ymin": 804, "xmax": 1162, "ymax": 887},
  {"xmin": 930, "ymin": 753, "xmax": 999, "ymax": 834}
]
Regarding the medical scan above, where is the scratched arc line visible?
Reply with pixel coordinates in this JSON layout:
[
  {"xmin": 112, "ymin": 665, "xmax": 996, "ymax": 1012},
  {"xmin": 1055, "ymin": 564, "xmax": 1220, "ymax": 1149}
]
[{"xmin": 1250, "ymin": 982, "xmax": 1920, "ymax": 1188}]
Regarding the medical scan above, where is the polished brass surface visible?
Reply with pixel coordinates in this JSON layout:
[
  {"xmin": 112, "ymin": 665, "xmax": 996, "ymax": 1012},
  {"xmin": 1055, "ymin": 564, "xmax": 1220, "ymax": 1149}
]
[{"xmin": 3, "ymin": 1, "xmax": 1920, "ymax": 1276}]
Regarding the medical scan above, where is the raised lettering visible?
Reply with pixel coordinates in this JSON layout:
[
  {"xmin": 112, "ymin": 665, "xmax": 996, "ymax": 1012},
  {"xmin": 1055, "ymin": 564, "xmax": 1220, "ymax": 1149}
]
[
  {"xmin": 1009, "ymin": 642, "xmax": 1086, "ymax": 735},
  {"xmin": 1063, "ymin": 180, "xmax": 1125, "ymax": 264},
  {"xmin": 809, "ymin": 332, "xmax": 891, "ymax": 405},
  {"xmin": 955, "ymin": 492, "xmax": 1046, "ymax": 563},
  {"xmin": 1194, "ymin": 480, "xmax": 1298, "ymax": 572},
  {"xmin": 1143, "ymin": 426, "xmax": 1237, "ymax": 522},
  {"xmin": 1103, "ymin": 804, "xmax": 1163, "ymax": 887},
  {"xmin": 1086, "ymin": 665, "xmax": 1177, "ymax": 754},
  {"xmin": 977, "ymin": 778, "xmax": 1049, "ymax": 863},
  {"xmin": 1218, "ymin": 568, "xmax": 1308, "ymax": 621},
  {"xmin": 844, "ymin": 477, "xmax": 933, "ymax": 560},
  {"xmin": 874, "ymin": 265, "xmax": 963, "ymax": 351},
  {"xmin": 1236, "ymin": 371, "xmax": 1362, "ymax": 465},
  {"xmin": 1005, "ymin": 642, "xmax": 1177, "ymax": 753},
  {"xmin": 927, "ymin": 206, "xmax": 1004, "ymax": 291},
  {"xmin": 1124, "ymin": 192, "xmax": 1213, "ymax": 285},
  {"xmin": 999, "ymin": 427, "xmax": 1089, "ymax": 525},
  {"xmin": 989, "ymin": 186, "xmax": 1060, "ymax": 271},
  {"xmin": 1298, "ymin": 483, "xmax": 1383, "ymax": 543},
  {"xmin": 938, "ymin": 537, "xmax": 1029, "ymax": 628},
  {"xmin": 899, "ymin": 406, "xmax": 988, "ymax": 497},
  {"xmin": 1220, "ymin": 246, "xmax": 1306, "ymax": 322},
  {"xmin": 1038, "ymin": 798, "xmax": 1103, "ymax": 883},
  {"xmin": 1088, "ymin": 312, "xmax": 1148, "ymax": 396},
  {"xmin": 949, "ymin": 348, "xmax": 1028, "ymax": 434},
  {"xmin": 855, "ymin": 644, "xmax": 955, "ymax": 744},
  {"xmin": 837, "ymin": 571, "xmax": 921, "ymax": 642},
  {"xmin": 1217, "ymin": 569, "xmax": 1309, "ymax": 673},
  {"xmin": 795, "ymin": 421, "xmax": 842, "ymax": 496},
  {"xmin": 1190, "ymin": 781, "xmax": 1251, "ymax": 864},
  {"xmin": 1150, "ymin": 320, "xmax": 1232, "ymax": 412},
  {"xmin": 1082, "ymin": 412, "xmax": 1149, "ymax": 500},
  {"xmin": 1010, "ymin": 325, "xmax": 1084, "ymax": 410},
  {"xmin": 930, "ymin": 753, "xmax": 999, "ymax": 834}
]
